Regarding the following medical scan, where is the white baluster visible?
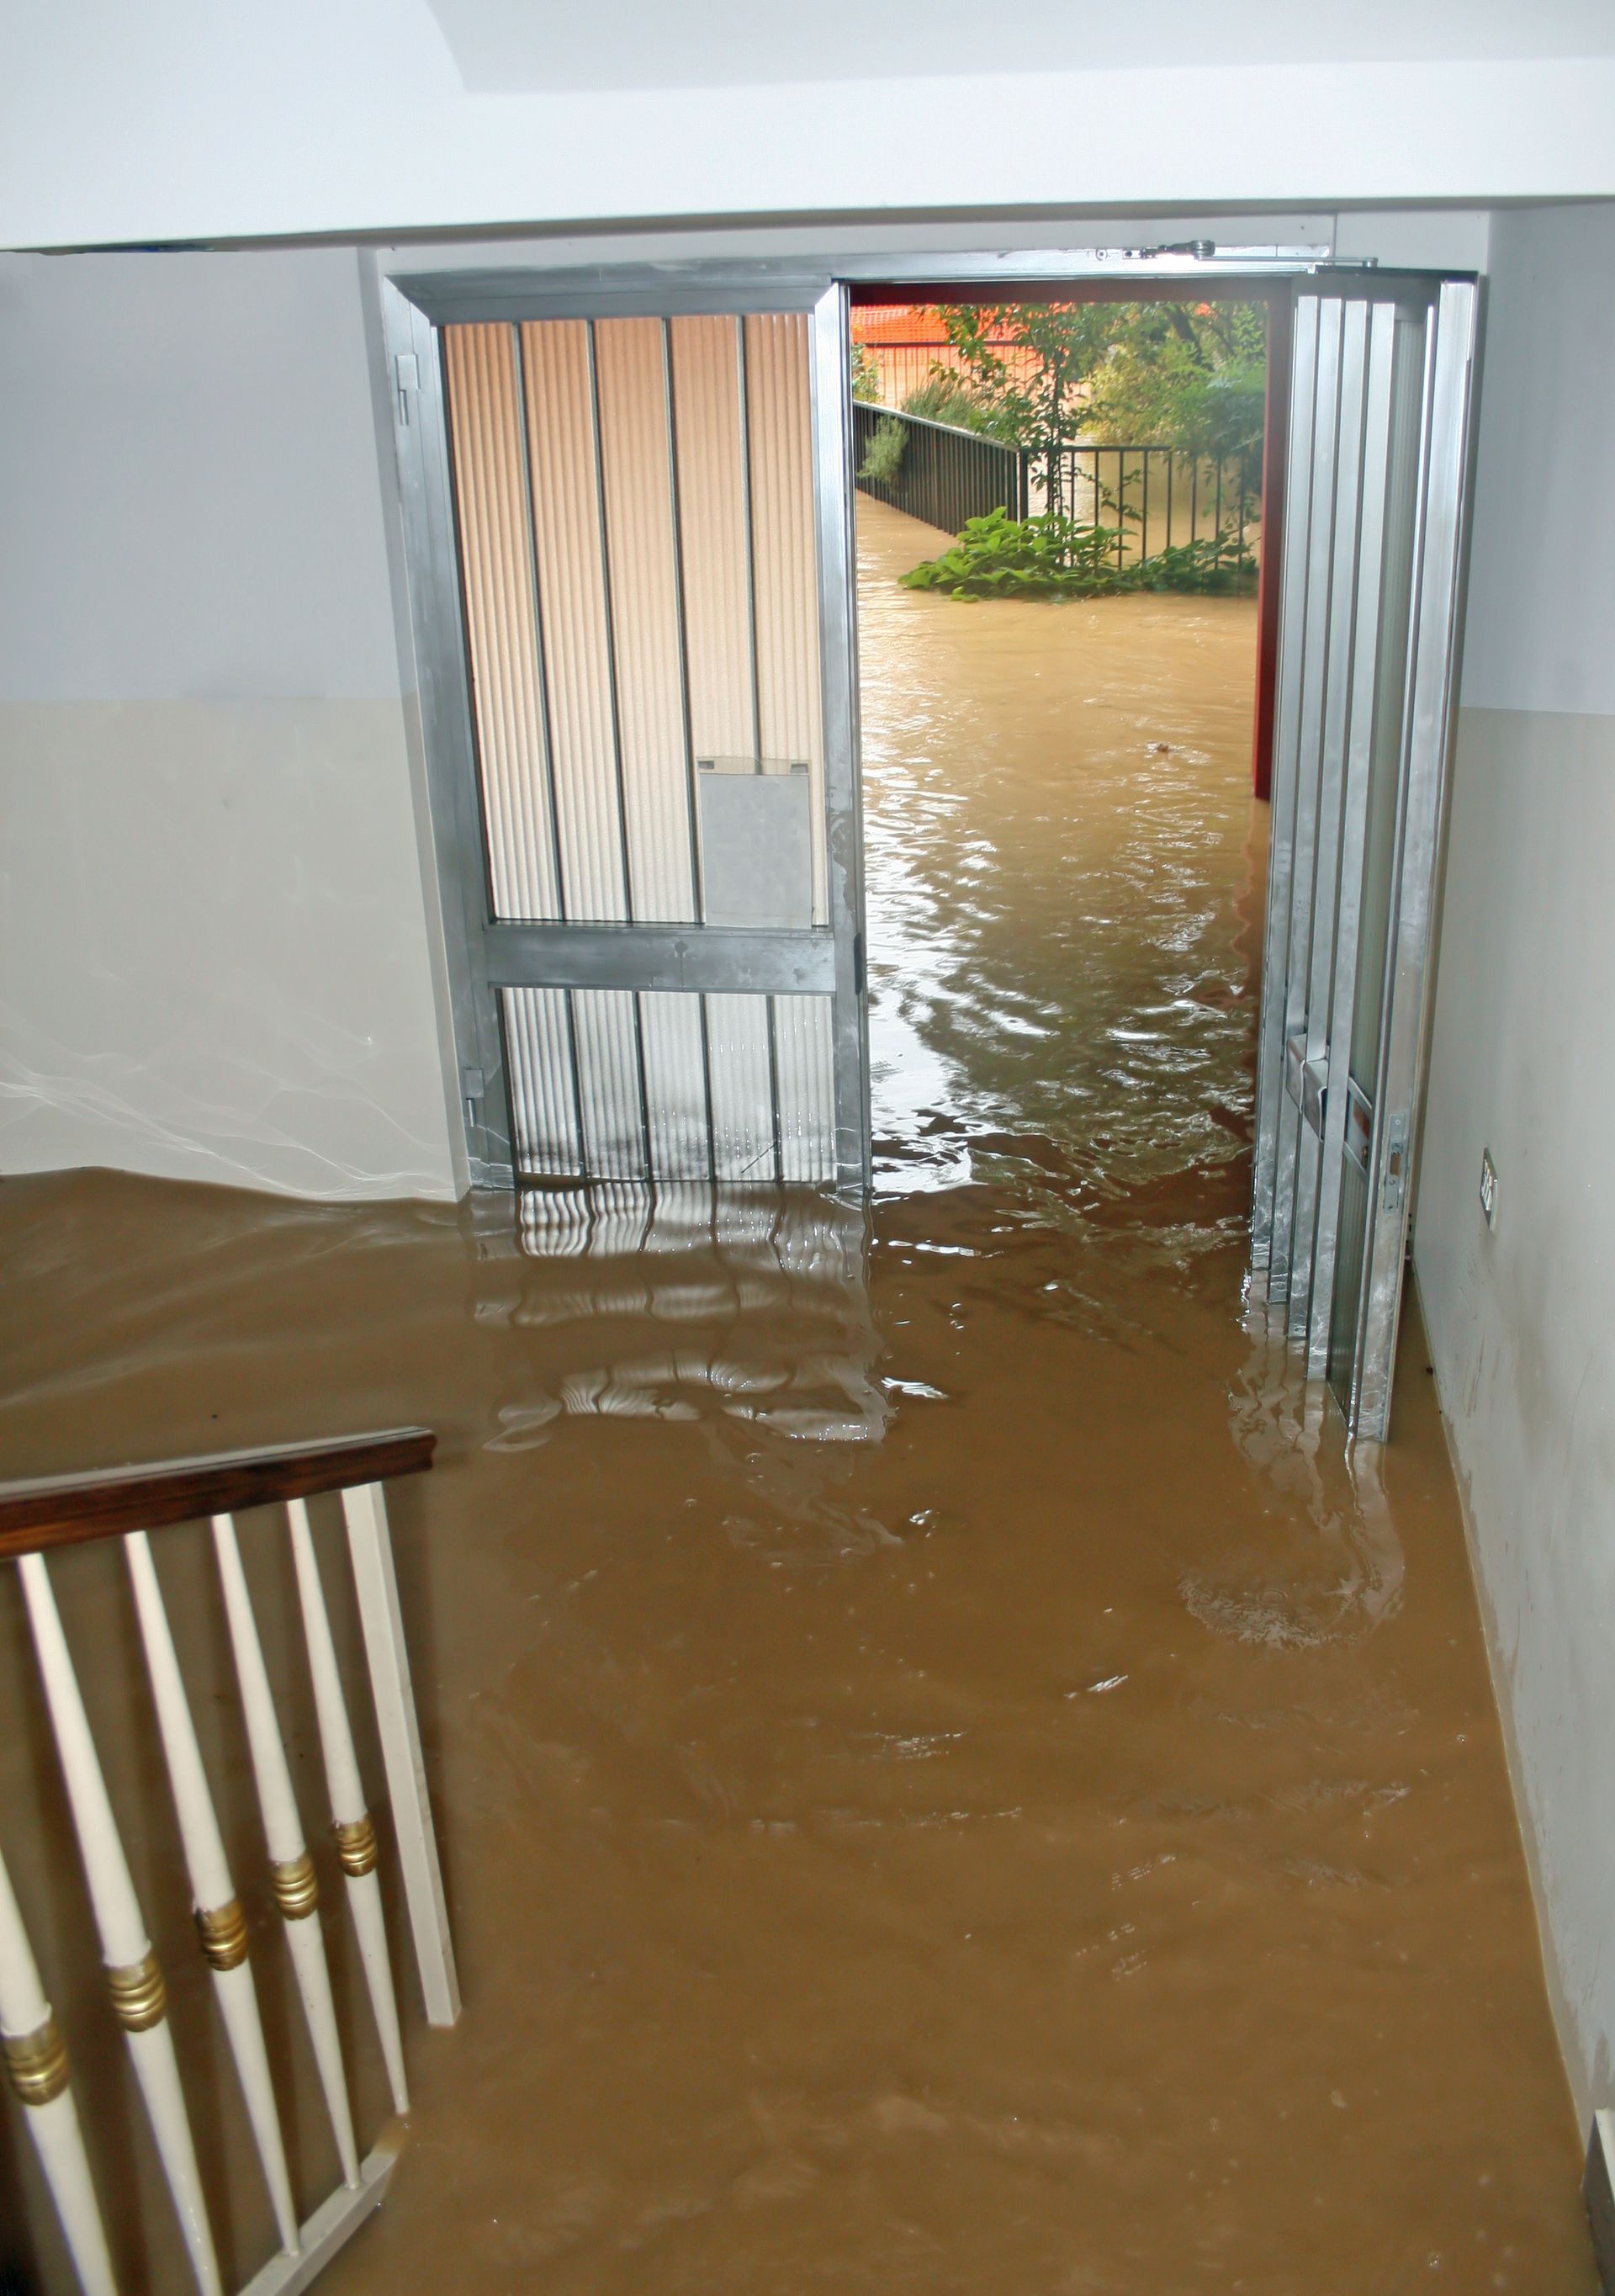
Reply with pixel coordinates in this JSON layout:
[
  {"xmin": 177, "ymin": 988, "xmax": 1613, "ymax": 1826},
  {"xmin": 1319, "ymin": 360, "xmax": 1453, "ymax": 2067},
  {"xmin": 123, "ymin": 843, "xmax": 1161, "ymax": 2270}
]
[
  {"xmin": 0, "ymin": 1837, "xmax": 119, "ymax": 2296},
  {"xmin": 18, "ymin": 1554, "xmax": 222, "ymax": 2296},
  {"xmin": 209, "ymin": 1516, "xmax": 359, "ymax": 2188},
  {"xmin": 124, "ymin": 1533, "xmax": 301, "ymax": 2253},
  {"xmin": 284, "ymin": 1499, "xmax": 408, "ymax": 2113},
  {"xmin": 341, "ymin": 1482, "xmax": 460, "ymax": 2028}
]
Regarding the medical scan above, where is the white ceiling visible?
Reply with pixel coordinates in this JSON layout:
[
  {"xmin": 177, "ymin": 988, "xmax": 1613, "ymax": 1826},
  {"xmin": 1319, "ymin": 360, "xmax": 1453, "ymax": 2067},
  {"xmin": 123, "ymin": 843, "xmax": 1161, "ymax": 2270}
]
[
  {"xmin": 4, "ymin": 0, "xmax": 1615, "ymax": 251},
  {"xmin": 426, "ymin": 0, "xmax": 1615, "ymax": 93}
]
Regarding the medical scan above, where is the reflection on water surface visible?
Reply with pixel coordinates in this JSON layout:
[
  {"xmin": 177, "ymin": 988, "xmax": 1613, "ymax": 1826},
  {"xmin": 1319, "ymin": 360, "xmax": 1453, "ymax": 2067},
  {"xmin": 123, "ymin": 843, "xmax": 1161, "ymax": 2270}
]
[
  {"xmin": 859, "ymin": 498, "xmax": 1267, "ymax": 1223},
  {"xmin": 0, "ymin": 500, "xmax": 1588, "ymax": 2292}
]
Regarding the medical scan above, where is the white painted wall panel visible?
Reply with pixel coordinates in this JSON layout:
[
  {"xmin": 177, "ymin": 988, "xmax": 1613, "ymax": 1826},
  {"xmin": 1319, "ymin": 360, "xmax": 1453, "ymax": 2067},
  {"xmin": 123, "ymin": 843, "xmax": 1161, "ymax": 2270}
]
[
  {"xmin": 0, "ymin": 701, "xmax": 455, "ymax": 1200},
  {"xmin": 1459, "ymin": 206, "xmax": 1615, "ymax": 718},
  {"xmin": 1415, "ymin": 199, "xmax": 1615, "ymax": 2128},
  {"xmin": 0, "ymin": 250, "xmax": 402, "ymax": 702},
  {"xmin": 0, "ymin": 247, "xmax": 458, "ymax": 1201}
]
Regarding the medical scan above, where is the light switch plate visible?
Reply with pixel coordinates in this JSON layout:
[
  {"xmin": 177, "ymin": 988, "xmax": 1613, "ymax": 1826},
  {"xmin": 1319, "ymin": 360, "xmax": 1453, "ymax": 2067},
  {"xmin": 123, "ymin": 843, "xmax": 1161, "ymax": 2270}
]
[{"xmin": 1479, "ymin": 1147, "xmax": 1499, "ymax": 1230}]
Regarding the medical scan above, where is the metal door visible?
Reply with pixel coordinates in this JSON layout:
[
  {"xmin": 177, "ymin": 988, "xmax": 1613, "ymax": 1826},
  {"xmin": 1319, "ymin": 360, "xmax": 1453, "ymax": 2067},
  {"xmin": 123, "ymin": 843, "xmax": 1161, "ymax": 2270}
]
[
  {"xmin": 382, "ymin": 270, "xmax": 866, "ymax": 1196},
  {"xmin": 1252, "ymin": 277, "xmax": 1476, "ymax": 1440}
]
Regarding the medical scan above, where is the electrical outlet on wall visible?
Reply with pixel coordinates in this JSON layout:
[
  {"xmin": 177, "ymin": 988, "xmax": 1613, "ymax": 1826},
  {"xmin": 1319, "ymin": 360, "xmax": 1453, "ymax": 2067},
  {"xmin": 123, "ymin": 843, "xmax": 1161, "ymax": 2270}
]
[{"xmin": 1479, "ymin": 1147, "xmax": 1499, "ymax": 1231}]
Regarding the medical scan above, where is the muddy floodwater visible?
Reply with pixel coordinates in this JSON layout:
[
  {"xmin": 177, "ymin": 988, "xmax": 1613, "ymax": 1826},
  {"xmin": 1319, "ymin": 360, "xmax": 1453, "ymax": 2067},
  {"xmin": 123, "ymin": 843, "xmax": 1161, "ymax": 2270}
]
[{"xmin": 0, "ymin": 498, "xmax": 1590, "ymax": 2292}]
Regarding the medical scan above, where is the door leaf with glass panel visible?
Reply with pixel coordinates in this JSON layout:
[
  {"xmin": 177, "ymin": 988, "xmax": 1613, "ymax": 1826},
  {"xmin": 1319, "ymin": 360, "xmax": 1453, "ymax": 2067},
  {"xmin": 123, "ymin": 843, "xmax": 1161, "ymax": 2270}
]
[
  {"xmin": 384, "ymin": 273, "xmax": 867, "ymax": 1197},
  {"xmin": 1252, "ymin": 277, "xmax": 1475, "ymax": 1440}
]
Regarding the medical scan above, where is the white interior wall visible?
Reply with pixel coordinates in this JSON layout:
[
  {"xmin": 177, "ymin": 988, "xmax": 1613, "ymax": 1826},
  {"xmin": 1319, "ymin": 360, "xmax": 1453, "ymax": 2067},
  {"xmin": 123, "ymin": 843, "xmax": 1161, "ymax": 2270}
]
[
  {"xmin": 1415, "ymin": 201, "xmax": 1615, "ymax": 2126},
  {"xmin": 0, "ymin": 247, "xmax": 459, "ymax": 1201}
]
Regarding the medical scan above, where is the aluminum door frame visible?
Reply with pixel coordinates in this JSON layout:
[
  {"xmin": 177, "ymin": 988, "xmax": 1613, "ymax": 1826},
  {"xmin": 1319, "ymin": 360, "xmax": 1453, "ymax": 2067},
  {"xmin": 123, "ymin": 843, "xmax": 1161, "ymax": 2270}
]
[
  {"xmin": 1262, "ymin": 293, "xmax": 1348, "ymax": 1310},
  {"xmin": 1284, "ymin": 299, "xmax": 1376, "ymax": 1347},
  {"xmin": 1303, "ymin": 301, "xmax": 1408, "ymax": 1379},
  {"xmin": 1252, "ymin": 272, "xmax": 1478, "ymax": 1438},
  {"xmin": 1346, "ymin": 278, "xmax": 1479, "ymax": 1436},
  {"xmin": 1250, "ymin": 292, "xmax": 1321, "ymax": 1282},
  {"xmin": 379, "ymin": 265, "xmax": 868, "ymax": 1194}
]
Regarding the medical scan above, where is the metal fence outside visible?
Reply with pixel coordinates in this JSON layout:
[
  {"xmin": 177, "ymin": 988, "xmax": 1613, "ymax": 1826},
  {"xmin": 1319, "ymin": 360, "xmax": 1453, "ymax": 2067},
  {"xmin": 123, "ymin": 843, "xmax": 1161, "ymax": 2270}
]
[
  {"xmin": 852, "ymin": 399, "xmax": 1029, "ymax": 533},
  {"xmin": 853, "ymin": 400, "xmax": 1261, "ymax": 566},
  {"xmin": 1039, "ymin": 443, "xmax": 1261, "ymax": 565}
]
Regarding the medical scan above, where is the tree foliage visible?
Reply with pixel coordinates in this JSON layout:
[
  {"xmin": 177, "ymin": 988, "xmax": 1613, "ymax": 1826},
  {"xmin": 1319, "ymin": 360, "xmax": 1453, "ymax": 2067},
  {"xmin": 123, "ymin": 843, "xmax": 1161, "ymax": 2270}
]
[
  {"xmin": 936, "ymin": 303, "xmax": 1118, "ymax": 516},
  {"xmin": 1083, "ymin": 300, "xmax": 1268, "ymax": 462},
  {"xmin": 889, "ymin": 299, "xmax": 1268, "ymax": 476}
]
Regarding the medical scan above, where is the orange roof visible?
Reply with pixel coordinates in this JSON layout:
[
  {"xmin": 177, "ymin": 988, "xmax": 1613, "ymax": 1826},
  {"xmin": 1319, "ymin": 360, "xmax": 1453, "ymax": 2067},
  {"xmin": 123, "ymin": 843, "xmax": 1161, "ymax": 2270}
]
[
  {"xmin": 852, "ymin": 305, "xmax": 945, "ymax": 343},
  {"xmin": 851, "ymin": 303, "xmax": 1022, "ymax": 346}
]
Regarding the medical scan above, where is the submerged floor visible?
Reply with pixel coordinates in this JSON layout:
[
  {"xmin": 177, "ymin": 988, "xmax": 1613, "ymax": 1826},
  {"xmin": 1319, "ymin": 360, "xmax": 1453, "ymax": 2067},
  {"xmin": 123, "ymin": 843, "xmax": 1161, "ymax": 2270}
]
[{"xmin": 0, "ymin": 501, "xmax": 1591, "ymax": 2291}]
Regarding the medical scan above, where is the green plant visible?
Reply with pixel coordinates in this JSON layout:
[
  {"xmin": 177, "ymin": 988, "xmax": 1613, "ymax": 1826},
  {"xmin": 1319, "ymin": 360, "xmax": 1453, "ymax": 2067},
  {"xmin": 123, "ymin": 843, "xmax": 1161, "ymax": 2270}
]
[
  {"xmin": 898, "ymin": 508, "xmax": 1258, "ymax": 602},
  {"xmin": 1129, "ymin": 530, "xmax": 1261, "ymax": 593},
  {"xmin": 858, "ymin": 414, "xmax": 908, "ymax": 486},
  {"xmin": 850, "ymin": 342, "xmax": 882, "ymax": 404},
  {"xmin": 902, "ymin": 372, "xmax": 992, "ymax": 430}
]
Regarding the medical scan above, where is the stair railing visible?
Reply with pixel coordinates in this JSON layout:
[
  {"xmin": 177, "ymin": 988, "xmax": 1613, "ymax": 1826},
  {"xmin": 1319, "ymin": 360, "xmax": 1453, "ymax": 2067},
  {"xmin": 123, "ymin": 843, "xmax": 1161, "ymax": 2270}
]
[{"xmin": 0, "ymin": 1428, "xmax": 458, "ymax": 2295}]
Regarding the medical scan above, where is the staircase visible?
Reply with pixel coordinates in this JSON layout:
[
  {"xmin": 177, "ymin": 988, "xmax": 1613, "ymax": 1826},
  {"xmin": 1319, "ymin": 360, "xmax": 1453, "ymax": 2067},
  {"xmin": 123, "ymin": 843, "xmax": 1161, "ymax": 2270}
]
[{"xmin": 0, "ymin": 1430, "xmax": 458, "ymax": 2293}]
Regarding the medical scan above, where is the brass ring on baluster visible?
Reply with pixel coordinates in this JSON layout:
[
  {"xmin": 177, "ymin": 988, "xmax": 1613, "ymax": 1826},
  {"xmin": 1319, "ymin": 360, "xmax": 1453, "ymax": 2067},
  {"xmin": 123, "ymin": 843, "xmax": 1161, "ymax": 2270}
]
[
  {"xmin": 332, "ymin": 1813, "xmax": 379, "ymax": 1879},
  {"xmin": 270, "ymin": 1851, "xmax": 319, "ymax": 1921},
  {"xmin": 195, "ymin": 1896, "xmax": 250, "ymax": 1971},
  {"xmin": 3, "ymin": 2015, "xmax": 69, "ymax": 2106},
  {"xmin": 106, "ymin": 1953, "xmax": 167, "ymax": 2032}
]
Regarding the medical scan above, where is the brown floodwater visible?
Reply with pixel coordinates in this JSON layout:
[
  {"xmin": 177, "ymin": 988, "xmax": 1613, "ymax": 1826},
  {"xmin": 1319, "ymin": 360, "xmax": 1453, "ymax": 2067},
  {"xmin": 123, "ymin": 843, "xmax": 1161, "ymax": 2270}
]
[{"xmin": 0, "ymin": 499, "xmax": 1591, "ymax": 2293}]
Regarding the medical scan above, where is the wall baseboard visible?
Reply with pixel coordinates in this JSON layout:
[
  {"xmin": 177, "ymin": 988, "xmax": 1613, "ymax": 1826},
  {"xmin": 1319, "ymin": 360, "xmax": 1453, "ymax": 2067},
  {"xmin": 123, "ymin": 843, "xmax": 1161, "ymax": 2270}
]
[{"xmin": 1583, "ymin": 2112, "xmax": 1615, "ymax": 2290}]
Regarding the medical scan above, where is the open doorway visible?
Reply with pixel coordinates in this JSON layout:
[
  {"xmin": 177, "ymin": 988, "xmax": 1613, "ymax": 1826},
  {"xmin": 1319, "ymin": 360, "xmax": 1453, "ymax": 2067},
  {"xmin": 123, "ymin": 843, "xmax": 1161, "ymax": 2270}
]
[
  {"xmin": 846, "ymin": 272, "xmax": 1475, "ymax": 1442},
  {"xmin": 380, "ymin": 255, "xmax": 1474, "ymax": 1441},
  {"xmin": 849, "ymin": 285, "xmax": 1278, "ymax": 1249}
]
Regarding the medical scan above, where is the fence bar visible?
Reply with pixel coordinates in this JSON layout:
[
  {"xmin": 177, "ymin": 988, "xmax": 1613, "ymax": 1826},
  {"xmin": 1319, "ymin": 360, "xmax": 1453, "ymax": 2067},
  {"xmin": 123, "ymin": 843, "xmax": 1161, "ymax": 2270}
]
[
  {"xmin": 851, "ymin": 405, "xmax": 1259, "ymax": 577},
  {"xmin": 125, "ymin": 1532, "xmax": 300, "ymax": 2257},
  {"xmin": 20, "ymin": 1554, "xmax": 223, "ymax": 2296},
  {"xmin": 852, "ymin": 400, "xmax": 1023, "ymax": 532},
  {"xmin": 342, "ymin": 1483, "xmax": 461, "ymax": 2029},
  {"xmin": 0, "ymin": 1838, "xmax": 118, "ymax": 2296},
  {"xmin": 286, "ymin": 1499, "xmax": 409, "ymax": 2114},
  {"xmin": 211, "ymin": 1514, "xmax": 359, "ymax": 2188}
]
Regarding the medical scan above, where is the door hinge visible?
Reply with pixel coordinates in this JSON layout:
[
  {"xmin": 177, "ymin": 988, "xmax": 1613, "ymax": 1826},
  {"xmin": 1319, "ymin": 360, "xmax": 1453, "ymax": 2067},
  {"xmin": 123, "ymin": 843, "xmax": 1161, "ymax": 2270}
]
[
  {"xmin": 853, "ymin": 933, "xmax": 866, "ymax": 997},
  {"xmin": 1284, "ymin": 1028, "xmax": 1305, "ymax": 1107},
  {"xmin": 1381, "ymin": 1113, "xmax": 1410, "ymax": 1213},
  {"xmin": 394, "ymin": 352, "xmax": 419, "ymax": 425}
]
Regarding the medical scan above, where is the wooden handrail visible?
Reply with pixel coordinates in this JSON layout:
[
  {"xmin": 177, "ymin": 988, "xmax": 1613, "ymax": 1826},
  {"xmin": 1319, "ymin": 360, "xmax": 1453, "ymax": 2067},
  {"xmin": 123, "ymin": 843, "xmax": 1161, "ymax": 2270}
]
[{"xmin": 0, "ymin": 1428, "xmax": 435, "ymax": 1561}]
